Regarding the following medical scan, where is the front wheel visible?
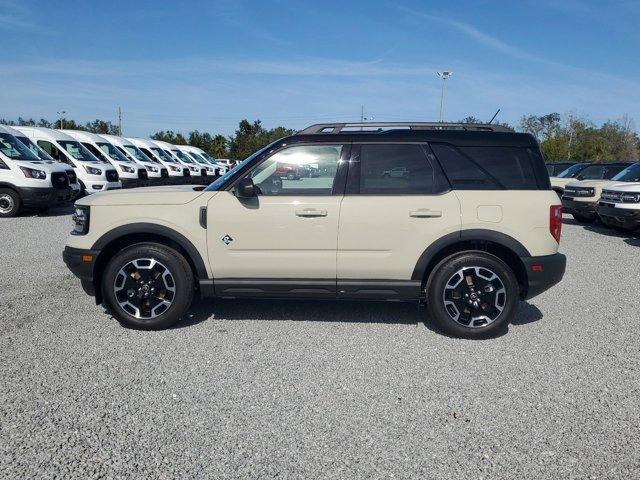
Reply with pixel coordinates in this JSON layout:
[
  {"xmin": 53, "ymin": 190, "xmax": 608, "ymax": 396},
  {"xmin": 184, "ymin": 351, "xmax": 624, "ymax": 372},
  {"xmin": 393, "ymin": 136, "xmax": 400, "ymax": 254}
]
[
  {"xmin": 0, "ymin": 188, "xmax": 21, "ymax": 218},
  {"xmin": 425, "ymin": 251, "xmax": 519, "ymax": 338},
  {"xmin": 101, "ymin": 243, "xmax": 195, "ymax": 329}
]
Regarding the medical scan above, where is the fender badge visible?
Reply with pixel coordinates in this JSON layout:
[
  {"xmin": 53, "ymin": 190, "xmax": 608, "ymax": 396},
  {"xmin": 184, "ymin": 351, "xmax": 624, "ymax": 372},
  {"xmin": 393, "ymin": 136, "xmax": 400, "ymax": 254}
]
[{"xmin": 222, "ymin": 235, "xmax": 233, "ymax": 245}]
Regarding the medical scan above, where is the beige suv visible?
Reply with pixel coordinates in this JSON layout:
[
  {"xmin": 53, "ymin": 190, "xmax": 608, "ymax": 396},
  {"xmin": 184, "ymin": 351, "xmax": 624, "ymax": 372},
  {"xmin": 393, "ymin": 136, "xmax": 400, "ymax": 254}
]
[{"xmin": 63, "ymin": 122, "xmax": 566, "ymax": 338}]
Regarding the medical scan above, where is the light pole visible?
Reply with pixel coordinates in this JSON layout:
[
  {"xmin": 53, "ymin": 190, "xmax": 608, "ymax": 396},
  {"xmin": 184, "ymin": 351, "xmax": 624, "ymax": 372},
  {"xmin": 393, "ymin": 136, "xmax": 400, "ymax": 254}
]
[
  {"xmin": 56, "ymin": 110, "xmax": 66, "ymax": 129},
  {"xmin": 436, "ymin": 71, "xmax": 452, "ymax": 122}
]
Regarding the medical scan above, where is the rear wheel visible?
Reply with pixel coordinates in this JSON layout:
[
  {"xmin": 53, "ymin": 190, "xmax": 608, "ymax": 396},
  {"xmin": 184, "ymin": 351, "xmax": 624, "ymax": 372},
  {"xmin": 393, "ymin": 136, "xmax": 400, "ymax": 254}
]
[
  {"xmin": 425, "ymin": 251, "xmax": 519, "ymax": 338},
  {"xmin": 0, "ymin": 188, "xmax": 21, "ymax": 218},
  {"xmin": 102, "ymin": 243, "xmax": 195, "ymax": 329}
]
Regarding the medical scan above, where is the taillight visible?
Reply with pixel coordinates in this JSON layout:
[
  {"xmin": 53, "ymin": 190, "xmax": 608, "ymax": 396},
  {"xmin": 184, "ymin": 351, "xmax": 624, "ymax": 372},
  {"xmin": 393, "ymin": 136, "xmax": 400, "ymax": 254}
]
[{"xmin": 550, "ymin": 205, "xmax": 563, "ymax": 243}]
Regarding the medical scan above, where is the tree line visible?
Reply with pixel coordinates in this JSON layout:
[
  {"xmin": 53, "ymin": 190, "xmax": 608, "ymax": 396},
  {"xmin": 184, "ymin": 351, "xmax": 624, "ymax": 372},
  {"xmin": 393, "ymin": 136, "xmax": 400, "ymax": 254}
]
[{"xmin": 2, "ymin": 114, "xmax": 638, "ymax": 162}]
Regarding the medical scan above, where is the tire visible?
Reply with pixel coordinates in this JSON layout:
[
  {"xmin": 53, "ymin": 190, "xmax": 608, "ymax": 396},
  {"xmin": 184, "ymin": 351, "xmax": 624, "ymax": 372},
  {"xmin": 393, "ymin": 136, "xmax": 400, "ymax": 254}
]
[
  {"xmin": 572, "ymin": 213, "xmax": 596, "ymax": 223},
  {"xmin": 0, "ymin": 188, "xmax": 21, "ymax": 218},
  {"xmin": 425, "ymin": 251, "xmax": 519, "ymax": 339},
  {"xmin": 101, "ymin": 243, "xmax": 195, "ymax": 329}
]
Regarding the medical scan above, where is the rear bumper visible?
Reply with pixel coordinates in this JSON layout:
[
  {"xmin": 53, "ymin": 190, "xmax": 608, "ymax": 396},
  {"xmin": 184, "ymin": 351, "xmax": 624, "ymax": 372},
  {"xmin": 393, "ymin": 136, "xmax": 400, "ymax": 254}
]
[
  {"xmin": 597, "ymin": 203, "xmax": 640, "ymax": 229},
  {"xmin": 561, "ymin": 198, "xmax": 596, "ymax": 216},
  {"xmin": 521, "ymin": 253, "xmax": 567, "ymax": 300},
  {"xmin": 21, "ymin": 187, "xmax": 74, "ymax": 207}
]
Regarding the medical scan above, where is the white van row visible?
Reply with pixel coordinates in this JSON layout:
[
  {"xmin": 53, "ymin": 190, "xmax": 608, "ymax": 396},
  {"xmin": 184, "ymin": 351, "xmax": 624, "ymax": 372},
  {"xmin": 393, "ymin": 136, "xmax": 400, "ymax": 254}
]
[{"xmin": 0, "ymin": 125, "xmax": 229, "ymax": 217}]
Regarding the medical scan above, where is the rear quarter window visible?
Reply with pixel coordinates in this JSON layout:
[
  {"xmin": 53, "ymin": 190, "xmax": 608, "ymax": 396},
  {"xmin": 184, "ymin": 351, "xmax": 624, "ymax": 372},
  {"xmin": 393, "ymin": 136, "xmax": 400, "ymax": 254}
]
[{"xmin": 431, "ymin": 144, "xmax": 545, "ymax": 190}]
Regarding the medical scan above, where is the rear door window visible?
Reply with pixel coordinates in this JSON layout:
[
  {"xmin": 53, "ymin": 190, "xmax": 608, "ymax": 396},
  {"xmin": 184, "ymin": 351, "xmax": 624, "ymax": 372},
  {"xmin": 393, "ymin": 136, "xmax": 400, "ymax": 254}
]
[{"xmin": 353, "ymin": 144, "xmax": 445, "ymax": 195}]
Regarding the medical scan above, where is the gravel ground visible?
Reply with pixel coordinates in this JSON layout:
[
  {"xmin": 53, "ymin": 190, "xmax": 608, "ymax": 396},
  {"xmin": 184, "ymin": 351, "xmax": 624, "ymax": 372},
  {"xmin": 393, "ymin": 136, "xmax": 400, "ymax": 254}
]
[{"xmin": 1, "ymin": 206, "xmax": 639, "ymax": 479}]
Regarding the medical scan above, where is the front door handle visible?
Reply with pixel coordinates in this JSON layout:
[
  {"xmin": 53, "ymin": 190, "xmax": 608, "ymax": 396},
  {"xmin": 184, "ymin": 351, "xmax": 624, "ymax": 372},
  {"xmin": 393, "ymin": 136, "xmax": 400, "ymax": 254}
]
[
  {"xmin": 296, "ymin": 208, "xmax": 328, "ymax": 217},
  {"xmin": 410, "ymin": 209, "xmax": 442, "ymax": 218}
]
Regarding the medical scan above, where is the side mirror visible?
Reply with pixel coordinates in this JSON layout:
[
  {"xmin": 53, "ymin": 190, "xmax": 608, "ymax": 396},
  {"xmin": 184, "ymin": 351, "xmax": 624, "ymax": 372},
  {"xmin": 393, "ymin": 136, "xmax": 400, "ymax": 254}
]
[{"xmin": 235, "ymin": 177, "xmax": 256, "ymax": 198}]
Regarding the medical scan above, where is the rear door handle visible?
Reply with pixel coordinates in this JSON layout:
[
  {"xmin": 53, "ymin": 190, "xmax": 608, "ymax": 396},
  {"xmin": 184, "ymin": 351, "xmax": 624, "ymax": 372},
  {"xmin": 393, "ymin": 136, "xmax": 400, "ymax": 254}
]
[
  {"xmin": 410, "ymin": 209, "xmax": 442, "ymax": 218},
  {"xmin": 296, "ymin": 208, "xmax": 328, "ymax": 217}
]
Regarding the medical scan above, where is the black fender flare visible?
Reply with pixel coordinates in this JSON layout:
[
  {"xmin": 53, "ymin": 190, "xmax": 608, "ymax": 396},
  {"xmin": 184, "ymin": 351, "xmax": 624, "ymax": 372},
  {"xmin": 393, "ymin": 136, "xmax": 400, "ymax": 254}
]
[
  {"xmin": 411, "ymin": 229, "xmax": 531, "ymax": 281},
  {"xmin": 91, "ymin": 222, "xmax": 209, "ymax": 279}
]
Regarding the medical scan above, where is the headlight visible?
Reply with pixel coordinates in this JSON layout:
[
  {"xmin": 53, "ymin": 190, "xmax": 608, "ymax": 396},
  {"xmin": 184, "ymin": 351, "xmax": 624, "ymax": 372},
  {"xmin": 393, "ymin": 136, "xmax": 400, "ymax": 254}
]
[
  {"xmin": 207, "ymin": 167, "xmax": 214, "ymax": 174},
  {"xmin": 190, "ymin": 166, "xmax": 198, "ymax": 172},
  {"xmin": 71, "ymin": 206, "xmax": 90, "ymax": 235},
  {"xmin": 121, "ymin": 165, "xmax": 135, "ymax": 173},
  {"xmin": 83, "ymin": 165, "xmax": 102, "ymax": 175},
  {"xmin": 169, "ymin": 165, "xmax": 180, "ymax": 171},
  {"xmin": 146, "ymin": 165, "xmax": 158, "ymax": 172},
  {"xmin": 19, "ymin": 167, "xmax": 47, "ymax": 179}
]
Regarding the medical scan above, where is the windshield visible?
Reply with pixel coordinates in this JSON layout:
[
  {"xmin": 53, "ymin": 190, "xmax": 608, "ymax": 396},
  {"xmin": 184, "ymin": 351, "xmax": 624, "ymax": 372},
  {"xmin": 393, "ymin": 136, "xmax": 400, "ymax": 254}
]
[
  {"xmin": 171, "ymin": 149, "xmax": 194, "ymax": 163},
  {"xmin": 58, "ymin": 140, "xmax": 102, "ymax": 163},
  {"xmin": 16, "ymin": 135, "xmax": 54, "ymax": 161},
  {"xmin": 124, "ymin": 145, "xmax": 154, "ymax": 163},
  {"xmin": 0, "ymin": 133, "xmax": 43, "ymax": 161},
  {"xmin": 150, "ymin": 147, "xmax": 175, "ymax": 163},
  {"xmin": 557, "ymin": 163, "xmax": 587, "ymax": 178},
  {"xmin": 612, "ymin": 162, "xmax": 640, "ymax": 182},
  {"xmin": 205, "ymin": 140, "xmax": 277, "ymax": 191},
  {"xmin": 97, "ymin": 142, "xmax": 131, "ymax": 162}
]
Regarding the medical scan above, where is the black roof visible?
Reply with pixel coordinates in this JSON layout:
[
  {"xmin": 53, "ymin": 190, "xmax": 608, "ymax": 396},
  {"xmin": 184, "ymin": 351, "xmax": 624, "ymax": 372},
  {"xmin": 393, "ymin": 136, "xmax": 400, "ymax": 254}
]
[{"xmin": 289, "ymin": 122, "xmax": 536, "ymax": 148}]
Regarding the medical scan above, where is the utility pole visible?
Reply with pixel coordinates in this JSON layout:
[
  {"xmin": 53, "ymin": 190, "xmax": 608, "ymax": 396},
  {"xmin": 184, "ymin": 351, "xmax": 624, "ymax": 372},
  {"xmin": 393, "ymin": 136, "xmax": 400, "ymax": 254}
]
[
  {"xmin": 436, "ymin": 71, "xmax": 453, "ymax": 122},
  {"xmin": 118, "ymin": 107, "xmax": 122, "ymax": 136},
  {"xmin": 56, "ymin": 110, "xmax": 66, "ymax": 130}
]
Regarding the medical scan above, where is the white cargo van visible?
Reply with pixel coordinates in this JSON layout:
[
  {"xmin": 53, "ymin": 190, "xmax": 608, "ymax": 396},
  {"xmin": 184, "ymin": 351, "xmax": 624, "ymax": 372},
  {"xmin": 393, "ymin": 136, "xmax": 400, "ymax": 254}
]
[
  {"xmin": 14, "ymin": 127, "xmax": 121, "ymax": 195},
  {"xmin": 4, "ymin": 125, "xmax": 81, "ymax": 198},
  {"xmin": 126, "ymin": 138, "xmax": 189, "ymax": 184},
  {"xmin": 176, "ymin": 145, "xmax": 225, "ymax": 176},
  {"xmin": 0, "ymin": 125, "xmax": 74, "ymax": 217},
  {"xmin": 99, "ymin": 134, "xmax": 169, "ymax": 185},
  {"xmin": 149, "ymin": 139, "xmax": 207, "ymax": 184},
  {"xmin": 61, "ymin": 130, "xmax": 147, "ymax": 188}
]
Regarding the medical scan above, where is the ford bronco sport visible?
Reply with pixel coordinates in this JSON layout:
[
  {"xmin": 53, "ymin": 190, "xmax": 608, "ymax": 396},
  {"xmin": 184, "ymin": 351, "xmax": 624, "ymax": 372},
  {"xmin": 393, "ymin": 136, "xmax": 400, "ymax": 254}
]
[
  {"xmin": 597, "ymin": 162, "xmax": 640, "ymax": 230},
  {"xmin": 63, "ymin": 122, "xmax": 566, "ymax": 338},
  {"xmin": 562, "ymin": 162, "xmax": 638, "ymax": 223}
]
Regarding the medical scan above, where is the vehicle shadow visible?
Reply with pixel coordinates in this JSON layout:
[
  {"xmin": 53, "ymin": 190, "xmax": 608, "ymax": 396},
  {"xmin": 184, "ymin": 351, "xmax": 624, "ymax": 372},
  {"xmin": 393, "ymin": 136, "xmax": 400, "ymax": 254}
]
[
  {"xmin": 24, "ymin": 205, "xmax": 75, "ymax": 218},
  {"xmin": 174, "ymin": 298, "xmax": 544, "ymax": 339}
]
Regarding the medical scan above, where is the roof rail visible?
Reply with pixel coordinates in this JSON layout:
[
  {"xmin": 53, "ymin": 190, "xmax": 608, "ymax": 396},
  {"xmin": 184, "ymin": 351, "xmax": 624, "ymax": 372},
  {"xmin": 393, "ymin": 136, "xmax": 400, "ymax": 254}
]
[{"xmin": 298, "ymin": 122, "xmax": 513, "ymax": 134}]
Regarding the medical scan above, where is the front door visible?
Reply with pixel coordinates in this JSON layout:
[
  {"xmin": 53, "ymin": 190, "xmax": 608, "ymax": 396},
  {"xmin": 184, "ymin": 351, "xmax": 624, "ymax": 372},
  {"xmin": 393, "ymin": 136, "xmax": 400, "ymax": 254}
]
[{"xmin": 207, "ymin": 143, "xmax": 348, "ymax": 297}]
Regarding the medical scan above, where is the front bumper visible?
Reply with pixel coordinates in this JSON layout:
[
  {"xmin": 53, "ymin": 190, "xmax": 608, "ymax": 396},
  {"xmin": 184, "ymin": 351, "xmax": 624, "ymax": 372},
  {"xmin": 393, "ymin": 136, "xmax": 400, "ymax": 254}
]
[
  {"xmin": 521, "ymin": 253, "xmax": 567, "ymax": 300},
  {"xmin": 63, "ymin": 246, "xmax": 100, "ymax": 297},
  {"xmin": 120, "ymin": 178, "xmax": 140, "ymax": 189},
  {"xmin": 561, "ymin": 197, "xmax": 597, "ymax": 216},
  {"xmin": 21, "ymin": 187, "xmax": 74, "ymax": 207},
  {"xmin": 597, "ymin": 203, "xmax": 640, "ymax": 229}
]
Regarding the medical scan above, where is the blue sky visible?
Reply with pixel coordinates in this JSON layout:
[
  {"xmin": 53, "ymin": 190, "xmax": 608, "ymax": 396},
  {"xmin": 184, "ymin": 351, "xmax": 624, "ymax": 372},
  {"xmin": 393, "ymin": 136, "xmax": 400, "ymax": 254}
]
[{"xmin": 2, "ymin": 0, "xmax": 639, "ymax": 137}]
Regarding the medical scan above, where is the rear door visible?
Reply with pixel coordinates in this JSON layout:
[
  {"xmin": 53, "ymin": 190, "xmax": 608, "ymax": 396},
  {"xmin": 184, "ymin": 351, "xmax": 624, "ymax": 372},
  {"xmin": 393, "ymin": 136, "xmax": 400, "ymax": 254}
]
[
  {"xmin": 207, "ymin": 143, "xmax": 349, "ymax": 297},
  {"xmin": 336, "ymin": 143, "xmax": 461, "ymax": 299}
]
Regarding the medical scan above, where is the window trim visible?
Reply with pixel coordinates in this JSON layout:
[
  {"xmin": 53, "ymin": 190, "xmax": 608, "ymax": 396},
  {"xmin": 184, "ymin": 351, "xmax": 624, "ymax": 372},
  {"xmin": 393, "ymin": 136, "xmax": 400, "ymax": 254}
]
[
  {"xmin": 346, "ymin": 142, "xmax": 450, "ymax": 196},
  {"xmin": 0, "ymin": 158, "xmax": 8, "ymax": 169},
  {"xmin": 226, "ymin": 142, "xmax": 350, "ymax": 197}
]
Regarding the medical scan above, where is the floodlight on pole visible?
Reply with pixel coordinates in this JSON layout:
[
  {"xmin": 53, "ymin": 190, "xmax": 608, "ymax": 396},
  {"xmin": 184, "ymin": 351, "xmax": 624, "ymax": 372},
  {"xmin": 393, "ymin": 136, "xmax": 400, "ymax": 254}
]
[
  {"xmin": 56, "ymin": 110, "xmax": 66, "ymax": 130},
  {"xmin": 436, "ymin": 71, "xmax": 453, "ymax": 122}
]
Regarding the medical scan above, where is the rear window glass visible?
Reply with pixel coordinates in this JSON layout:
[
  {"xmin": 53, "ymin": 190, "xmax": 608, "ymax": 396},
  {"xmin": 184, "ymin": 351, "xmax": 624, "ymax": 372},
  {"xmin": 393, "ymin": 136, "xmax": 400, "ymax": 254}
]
[{"xmin": 432, "ymin": 144, "xmax": 540, "ymax": 190}]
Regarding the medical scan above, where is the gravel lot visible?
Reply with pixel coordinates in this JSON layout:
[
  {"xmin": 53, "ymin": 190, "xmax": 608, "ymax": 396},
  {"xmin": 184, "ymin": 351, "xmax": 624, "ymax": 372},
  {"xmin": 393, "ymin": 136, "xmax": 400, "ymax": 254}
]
[{"xmin": 1, "ymin": 206, "xmax": 639, "ymax": 479}]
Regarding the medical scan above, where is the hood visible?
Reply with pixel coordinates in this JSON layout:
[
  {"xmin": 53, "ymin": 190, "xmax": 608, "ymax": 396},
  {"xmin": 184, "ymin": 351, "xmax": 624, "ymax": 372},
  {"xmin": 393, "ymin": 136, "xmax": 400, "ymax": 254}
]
[
  {"xmin": 77, "ymin": 185, "xmax": 215, "ymax": 206},
  {"xmin": 604, "ymin": 182, "xmax": 640, "ymax": 193},
  {"xmin": 565, "ymin": 179, "xmax": 616, "ymax": 189},
  {"xmin": 11, "ymin": 160, "xmax": 68, "ymax": 174},
  {"xmin": 550, "ymin": 177, "xmax": 573, "ymax": 188}
]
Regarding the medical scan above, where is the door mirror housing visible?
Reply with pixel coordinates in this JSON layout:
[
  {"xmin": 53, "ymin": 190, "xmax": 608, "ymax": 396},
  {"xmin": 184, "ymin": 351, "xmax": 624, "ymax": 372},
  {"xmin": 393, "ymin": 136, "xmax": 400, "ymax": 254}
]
[{"xmin": 235, "ymin": 177, "xmax": 256, "ymax": 198}]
